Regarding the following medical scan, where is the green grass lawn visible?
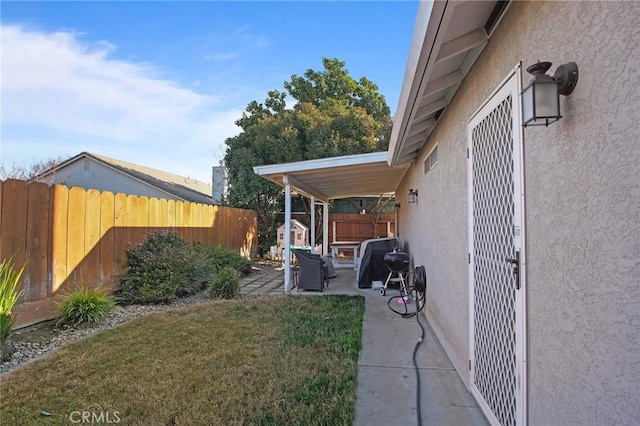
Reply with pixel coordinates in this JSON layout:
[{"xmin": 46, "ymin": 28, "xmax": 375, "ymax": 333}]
[{"xmin": 0, "ymin": 295, "xmax": 365, "ymax": 425}]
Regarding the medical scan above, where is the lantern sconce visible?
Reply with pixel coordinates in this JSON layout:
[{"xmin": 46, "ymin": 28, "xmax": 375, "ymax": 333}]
[
  {"xmin": 521, "ymin": 61, "xmax": 579, "ymax": 127},
  {"xmin": 408, "ymin": 189, "xmax": 418, "ymax": 204}
]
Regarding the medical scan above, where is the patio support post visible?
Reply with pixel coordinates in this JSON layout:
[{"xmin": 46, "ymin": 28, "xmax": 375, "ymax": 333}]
[
  {"xmin": 310, "ymin": 195, "xmax": 316, "ymax": 253},
  {"xmin": 283, "ymin": 176, "xmax": 292, "ymax": 293},
  {"xmin": 322, "ymin": 201, "xmax": 329, "ymax": 256}
]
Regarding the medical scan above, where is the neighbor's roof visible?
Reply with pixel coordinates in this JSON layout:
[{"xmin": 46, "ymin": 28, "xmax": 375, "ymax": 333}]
[
  {"xmin": 388, "ymin": 0, "xmax": 510, "ymax": 166},
  {"xmin": 41, "ymin": 152, "xmax": 215, "ymax": 205},
  {"xmin": 253, "ymin": 152, "xmax": 409, "ymax": 203}
]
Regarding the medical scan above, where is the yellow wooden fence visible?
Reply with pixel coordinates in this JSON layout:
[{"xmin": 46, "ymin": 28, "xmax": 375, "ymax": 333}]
[{"xmin": 0, "ymin": 179, "xmax": 258, "ymax": 328}]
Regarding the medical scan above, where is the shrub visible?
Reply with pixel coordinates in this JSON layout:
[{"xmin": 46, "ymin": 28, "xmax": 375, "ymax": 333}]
[
  {"xmin": 208, "ymin": 267, "xmax": 240, "ymax": 300},
  {"xmin": 209, "ymin": 245, "xmax": 252, "ymax": 275},
  {"xmin": 0, "ymin": 258, "xmax": 25, "ymax": 361},
  {"xmin": 57, "ymin": 288, "xmax": 115, "ymax": 327},
  {"xmin": 117, "ymin": 231, "xmax": 213, "ymax": 304}
]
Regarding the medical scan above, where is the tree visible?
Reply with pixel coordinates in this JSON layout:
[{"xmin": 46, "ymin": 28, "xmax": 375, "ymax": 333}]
[
  {"xmin": 224, "ymin": 58, "xmax": 393, "ymax": 255},
  {"xmin": 0, "ymin": 156, "xmax": 66, "ymax": 184}
]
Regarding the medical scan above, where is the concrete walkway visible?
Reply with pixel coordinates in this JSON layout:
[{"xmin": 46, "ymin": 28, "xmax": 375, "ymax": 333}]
[
  {"xmin": 355, "ymin": 293, "xmax": 488, "ymax": 426},
  {"xmin": 238, "ymin": 265, "xmax": 488, "ymax": 425}
]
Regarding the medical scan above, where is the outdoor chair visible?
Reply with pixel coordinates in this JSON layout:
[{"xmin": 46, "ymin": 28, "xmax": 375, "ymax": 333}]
[{"xmin": 293, "ymin": 249, "xmax": 329, "ymax": 292}]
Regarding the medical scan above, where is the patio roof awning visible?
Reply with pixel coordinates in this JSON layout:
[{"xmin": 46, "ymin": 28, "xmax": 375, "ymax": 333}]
[{"xmin": 253, "ymin": 152, "xmax": 409, "ymax": 203}]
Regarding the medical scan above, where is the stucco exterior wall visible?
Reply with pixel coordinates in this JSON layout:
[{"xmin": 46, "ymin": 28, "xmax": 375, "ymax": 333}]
[
  {"xmin": 50, "ymin": 159, "xmax": 180, "ymax": 201},
  {"xmin": 397, "ymin": 1, "xmax": 639, "ymax": 424}
]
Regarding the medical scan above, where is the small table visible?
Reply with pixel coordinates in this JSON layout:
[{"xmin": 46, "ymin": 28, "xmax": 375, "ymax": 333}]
[{"xmin": 330, "ymin": 241, "xmax": 360, "ymax": 270}]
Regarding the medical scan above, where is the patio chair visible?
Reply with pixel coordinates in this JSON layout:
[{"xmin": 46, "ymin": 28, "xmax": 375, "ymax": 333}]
[{"xmin": 293, "ymin": 249, "xmax": 329, "ymax": 292}]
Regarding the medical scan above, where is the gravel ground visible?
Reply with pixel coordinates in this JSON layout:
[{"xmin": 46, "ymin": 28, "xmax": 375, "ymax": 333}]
[{"xmin": 1, "ymin": 290, "xmax": 212, "ymax": 374}]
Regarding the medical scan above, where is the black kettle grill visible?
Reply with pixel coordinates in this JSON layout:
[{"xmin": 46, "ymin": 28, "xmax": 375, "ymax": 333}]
[{"xmin": 380, "ymin": 251, "xmax": 410, "ymax": 296}]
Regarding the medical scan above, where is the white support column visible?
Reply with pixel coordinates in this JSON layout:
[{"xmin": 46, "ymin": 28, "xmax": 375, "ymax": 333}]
[
  {"xmin": 310, "ymin": 196, "xmax": 316, "ymax": 253},
  {"xmin": 283, "ymin": 176, "xmax": 292, "ymax": 293},
  {"xmin": 322, "ymin": 201, "xmax": 329, "ymax": 256}
]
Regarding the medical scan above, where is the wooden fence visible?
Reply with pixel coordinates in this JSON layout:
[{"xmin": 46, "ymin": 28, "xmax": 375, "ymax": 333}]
[
  {"xmin": 0, "ymin": 179, "xmax": 258, "ymax": 328},
  {"xmin": 328, "ymin": 213, "xmax": 396, "ymax": 243}
]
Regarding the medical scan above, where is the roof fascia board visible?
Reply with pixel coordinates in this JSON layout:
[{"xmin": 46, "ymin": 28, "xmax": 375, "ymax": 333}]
[
  {"xmin": 35, "ymin": 152, "xmax": 88, "ymax": 179},
  {"xmin": 388, "ymin": 0, "xmax": 447, "ymax": 166}
]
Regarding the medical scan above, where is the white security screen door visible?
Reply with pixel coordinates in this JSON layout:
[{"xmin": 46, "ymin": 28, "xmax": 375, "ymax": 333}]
[{"xmin": 468, "ymin": 66, "xmax": 527, "ymax": 426}]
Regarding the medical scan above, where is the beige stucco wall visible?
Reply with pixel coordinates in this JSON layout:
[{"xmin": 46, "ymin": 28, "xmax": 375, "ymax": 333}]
[{"xmin": 397, "ymin": 1, "xmax": 639, "ymax": 424}]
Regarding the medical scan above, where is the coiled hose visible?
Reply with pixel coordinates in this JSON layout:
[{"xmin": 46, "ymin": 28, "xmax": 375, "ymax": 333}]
[{"xmin": 387, "ymin": 265, "xmax": 426, "ymax": 318}]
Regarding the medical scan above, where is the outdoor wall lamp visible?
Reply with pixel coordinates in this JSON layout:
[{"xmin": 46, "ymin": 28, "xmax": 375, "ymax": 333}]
[
  {"xmin": 408, "ymin": 189, "xmax": 418, "ymax": 204},
  {"xmin": 521, "ymin": 61, "xmax": 579, "ymax": 127}
]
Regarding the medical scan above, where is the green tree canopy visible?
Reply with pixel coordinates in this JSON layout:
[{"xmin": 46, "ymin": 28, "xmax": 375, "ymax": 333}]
[{"xmin": 224, "ymin": 58, "xmax": 393, "ymax": 254}]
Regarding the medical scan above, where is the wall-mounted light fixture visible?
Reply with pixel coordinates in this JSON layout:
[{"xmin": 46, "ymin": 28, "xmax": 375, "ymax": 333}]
[
  {"xmin": 521, "ymin": 61, "xmax": 579, "ymax": 127},
  {"xmin": 408, "ymin": 189, "xmax": 418, "ymax": 204}
]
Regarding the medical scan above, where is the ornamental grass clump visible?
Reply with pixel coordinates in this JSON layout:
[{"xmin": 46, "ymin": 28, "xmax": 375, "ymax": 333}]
[
  {"xmin": 208, "ymin": 267, "xmax": 240, "ymax": 300},
  {"xmin": 56, "ymin": 288, "xmax": 115, "ymax": 327},
  {"xmin": 0, "ymin": 258, "xmax": 25, "ymax": 361}
]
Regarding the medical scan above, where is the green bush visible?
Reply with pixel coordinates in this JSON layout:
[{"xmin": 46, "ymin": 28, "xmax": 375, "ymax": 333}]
[
  {"xmin": 57, "ymin": 288, "xmax": 115, "ymax": 327},
  {"xmin": 208, "ymin": 267, "xmax": 240, "ymax": 300},
  {"xmin": 117, "ymin": 231, "xmax": 214, "ymax": 304},
  {"xmin": 0, "ymin": 258, "xmax": 25, "ymax": 360},
  {"xmin": 209, "ymin": 245, "xmax": 252, "ymax": 275}
]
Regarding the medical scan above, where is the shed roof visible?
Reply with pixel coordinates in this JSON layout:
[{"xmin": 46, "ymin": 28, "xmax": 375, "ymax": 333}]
[{"xmin": 277, "ymin": 219, "xmax": 309, "ymax": 231}]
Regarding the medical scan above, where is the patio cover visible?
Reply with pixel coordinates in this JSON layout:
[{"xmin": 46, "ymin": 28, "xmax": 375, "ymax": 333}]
[
  {"xmin": 253, "ymin": 152, "xmax": 408, "ymax": 203},
  {"xmin": 254, "ymin": 152, "xmax": 409, "ymax": 292}
]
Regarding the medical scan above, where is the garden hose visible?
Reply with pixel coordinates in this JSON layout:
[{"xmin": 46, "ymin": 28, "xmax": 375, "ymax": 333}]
[
  {"xmin": 386, "ymin": 265, "xmax": 427, "ymax": 426},
  {"xmin": 386, "ymin": 265, "xmax": 426, "ymax": 318}
]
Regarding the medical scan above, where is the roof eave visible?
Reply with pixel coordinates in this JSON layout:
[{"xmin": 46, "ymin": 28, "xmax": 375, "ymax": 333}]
[
  {"xmin": 388, "ymin": 1, "xmax": 509, "ymax": 167},
  {"xmin": 388, "ymin": 1, "xmax": 445, "ymax": 167}
]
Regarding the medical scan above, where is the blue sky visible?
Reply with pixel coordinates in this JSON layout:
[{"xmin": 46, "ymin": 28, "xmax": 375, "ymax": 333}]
[{"xmin": 1, "ymin": 1, "xmax": 418, "ymax": 183}]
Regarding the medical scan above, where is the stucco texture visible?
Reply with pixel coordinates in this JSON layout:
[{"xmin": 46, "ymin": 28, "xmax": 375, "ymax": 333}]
[{"xmin": 398, "ymin": 1, "xmax": 639, "ymax": 424}]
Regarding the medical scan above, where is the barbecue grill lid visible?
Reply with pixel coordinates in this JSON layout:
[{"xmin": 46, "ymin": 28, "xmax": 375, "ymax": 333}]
[
  {"xmin": 383, "ymin": 251, "xmax": 410, "ymax": 272},
  {"xmin": 383, "ymin": 251, "xmax": 410, "ymax": 263}
]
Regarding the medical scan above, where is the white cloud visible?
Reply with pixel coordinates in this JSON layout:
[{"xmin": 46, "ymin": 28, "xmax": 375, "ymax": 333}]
[{"xmin": 0, "ymin": 25, "xmax": 245, "ymax": 182}]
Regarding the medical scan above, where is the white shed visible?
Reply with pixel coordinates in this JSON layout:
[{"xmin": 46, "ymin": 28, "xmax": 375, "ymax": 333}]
[{"xmin": 277, "ymin": 219, "xmax": 309, "ymax": 247}]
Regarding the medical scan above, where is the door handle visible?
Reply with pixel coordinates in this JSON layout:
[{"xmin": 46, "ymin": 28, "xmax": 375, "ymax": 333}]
[{"xmin": 505, "ymin": 251, "xmax": 520, "ymax": 290}]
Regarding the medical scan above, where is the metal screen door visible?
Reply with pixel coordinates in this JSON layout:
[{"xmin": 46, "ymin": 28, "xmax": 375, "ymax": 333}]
[{"xmin": 468, "ymin": 67, "xmax": 526, "ymax": 426}]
